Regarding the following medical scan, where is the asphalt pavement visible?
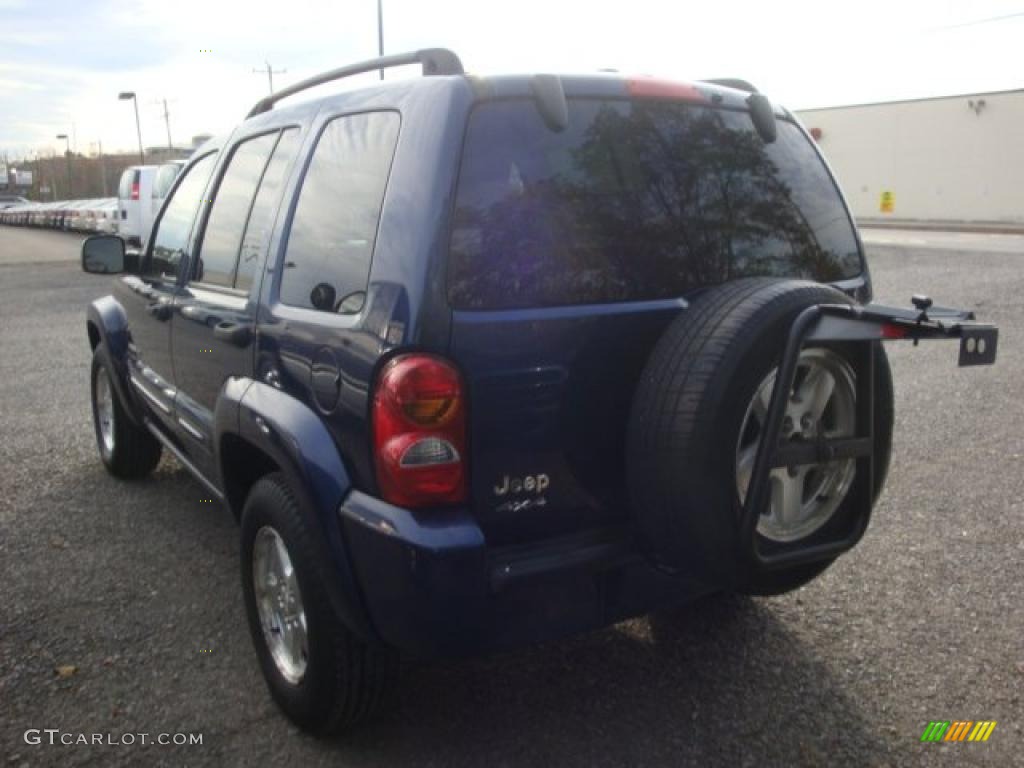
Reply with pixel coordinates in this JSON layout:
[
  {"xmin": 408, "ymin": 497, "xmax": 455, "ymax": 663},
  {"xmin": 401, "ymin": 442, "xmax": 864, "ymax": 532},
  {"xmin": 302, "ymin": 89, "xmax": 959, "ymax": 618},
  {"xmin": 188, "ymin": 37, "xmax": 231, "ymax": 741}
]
[{"xmin": 1, "ymin": 227, "xmax": 1021, "ymax": 767}]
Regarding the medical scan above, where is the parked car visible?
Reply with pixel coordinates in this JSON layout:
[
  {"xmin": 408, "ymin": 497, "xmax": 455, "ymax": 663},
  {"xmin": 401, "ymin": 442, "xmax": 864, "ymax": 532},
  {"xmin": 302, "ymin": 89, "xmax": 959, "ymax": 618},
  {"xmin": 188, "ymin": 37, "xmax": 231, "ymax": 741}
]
[
  {"xmin": 0, "ymin": 201, "xmax": 32, "ymax": 224},
  {"xmin": 81, "ymin": 49, "xmax": 999, "ymax": 737},
  {"xmin": 94, "ymin": 199, "xmax": 119, "ymax": 235},
  {"xmin": 62, "ymin": 200, "xmax": 90, "ymax": 231},
  {"xmin": 116, "ymin": 165, "xmax": 158, "ymax": 246},
  {"xmin": 76, "ymin": 198, "xmax": 114, "ymax": 233},
  {"xmin": 0, "ymin": 194, "xmax": 30, "ymax": 210},
  {"xmin": 53, "ymin": 201, "xmax": 76, "ymax": 229},
  {"xmin": 34, "ymin": 202, "xmax": 56, "ymax": 227}
]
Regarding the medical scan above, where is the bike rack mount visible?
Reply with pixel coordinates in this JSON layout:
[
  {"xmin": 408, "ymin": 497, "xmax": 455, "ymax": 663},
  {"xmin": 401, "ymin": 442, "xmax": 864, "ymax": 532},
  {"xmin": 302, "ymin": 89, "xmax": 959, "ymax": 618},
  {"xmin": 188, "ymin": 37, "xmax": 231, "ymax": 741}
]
[{"xmin": 739, "ymin": 296, "xmax": 998, "ymax": 570}]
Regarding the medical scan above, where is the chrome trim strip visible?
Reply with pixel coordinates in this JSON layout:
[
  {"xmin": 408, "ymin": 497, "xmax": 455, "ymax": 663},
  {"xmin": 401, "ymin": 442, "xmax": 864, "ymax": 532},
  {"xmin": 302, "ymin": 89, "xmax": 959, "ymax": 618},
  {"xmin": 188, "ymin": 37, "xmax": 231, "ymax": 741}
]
[
  {"xmin": 129, "ymin": 374, "xmax": 171, "ymax": 415},
  {"xmin": 143, "ymin": 421, "xmax": 224, "ymax": 502},
  {"xmin": 177, "ymin": 417, "xmax": 205, "ymax": 442}
]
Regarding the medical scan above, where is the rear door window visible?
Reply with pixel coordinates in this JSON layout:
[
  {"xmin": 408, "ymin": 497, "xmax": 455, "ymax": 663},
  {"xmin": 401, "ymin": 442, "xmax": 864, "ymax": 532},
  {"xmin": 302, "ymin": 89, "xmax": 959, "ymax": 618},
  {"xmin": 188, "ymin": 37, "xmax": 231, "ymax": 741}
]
[
  {"xmin": 279, "ymin": 111, "xmax": 400, "ymax": 314},
  {"xmin": 235, "ymin": 128, "xmax": 301, "ymax": 294},
  {"xmin": 193, "ymin": 133, "xmax": 279, "ymax": 287},
  {"xmin": 449, "ymin": 99, "xmax": 863, "ymax": 310}
]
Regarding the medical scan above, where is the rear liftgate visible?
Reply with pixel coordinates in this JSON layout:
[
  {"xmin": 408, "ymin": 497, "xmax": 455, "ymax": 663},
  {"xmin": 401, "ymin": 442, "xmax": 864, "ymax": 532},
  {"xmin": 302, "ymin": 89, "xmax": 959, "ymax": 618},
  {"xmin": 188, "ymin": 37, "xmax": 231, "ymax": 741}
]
[{"xmin": 741, "ymin": 295, "xmax": 999, "ymax": 569}]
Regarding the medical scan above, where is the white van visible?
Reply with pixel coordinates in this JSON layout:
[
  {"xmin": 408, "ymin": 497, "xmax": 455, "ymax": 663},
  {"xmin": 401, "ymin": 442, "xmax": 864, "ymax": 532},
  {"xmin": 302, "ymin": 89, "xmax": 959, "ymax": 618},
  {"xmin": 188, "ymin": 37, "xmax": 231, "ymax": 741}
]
[
  {"xmin": 151, "ymin": 160, "xmax": 186, "ymax": 220},
  {"xmin": 116, "ymin": 165, "xmax": 157, "ymax": 246}
]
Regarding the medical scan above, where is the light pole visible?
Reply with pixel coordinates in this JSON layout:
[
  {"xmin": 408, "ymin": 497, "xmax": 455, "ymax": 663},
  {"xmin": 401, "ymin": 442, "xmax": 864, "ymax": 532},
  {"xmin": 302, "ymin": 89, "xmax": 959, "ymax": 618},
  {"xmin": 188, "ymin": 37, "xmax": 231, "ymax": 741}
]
[
  {"xmin": 56, "ymin": 133, "xmax": 72, "ymax": 198},
  {"xmin": 119, "ymin": 92, "xmax": 145, "ymax": 164},
  {"xmin": 377, "ymin": 0, "xmax": 384, "ymax": 79}
]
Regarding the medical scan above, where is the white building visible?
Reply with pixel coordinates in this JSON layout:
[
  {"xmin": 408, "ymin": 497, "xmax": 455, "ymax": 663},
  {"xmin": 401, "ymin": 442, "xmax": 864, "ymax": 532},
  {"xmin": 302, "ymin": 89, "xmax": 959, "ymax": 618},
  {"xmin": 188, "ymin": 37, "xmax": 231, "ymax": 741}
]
[{"xmin": 795, "ymin": 89, "xmax": 1024, "ymax": 226}]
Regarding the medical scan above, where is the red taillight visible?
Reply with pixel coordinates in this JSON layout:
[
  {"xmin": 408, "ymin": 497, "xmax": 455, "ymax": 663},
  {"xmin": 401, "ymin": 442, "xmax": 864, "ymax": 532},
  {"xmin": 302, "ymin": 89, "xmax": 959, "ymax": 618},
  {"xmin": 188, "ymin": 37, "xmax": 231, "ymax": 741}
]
[
  {"xmin": 373, "ymin": 354, "xmax": 467, "ymax": 508},
  {"xmin": 131, "ymin": 182, "xmax": 139, "ymax": 200},
  {"xmin": 626, "ymin": 77, "xmax": 706, "ymax": 103}
]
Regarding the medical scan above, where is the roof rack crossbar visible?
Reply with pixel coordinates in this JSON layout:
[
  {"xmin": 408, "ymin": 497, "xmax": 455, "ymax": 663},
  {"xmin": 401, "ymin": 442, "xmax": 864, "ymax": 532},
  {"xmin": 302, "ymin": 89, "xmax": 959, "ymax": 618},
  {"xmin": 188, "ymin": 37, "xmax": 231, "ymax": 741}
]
[{"xmin": 246, "ymin": 48, "xmax": 463, "ymax": 118}]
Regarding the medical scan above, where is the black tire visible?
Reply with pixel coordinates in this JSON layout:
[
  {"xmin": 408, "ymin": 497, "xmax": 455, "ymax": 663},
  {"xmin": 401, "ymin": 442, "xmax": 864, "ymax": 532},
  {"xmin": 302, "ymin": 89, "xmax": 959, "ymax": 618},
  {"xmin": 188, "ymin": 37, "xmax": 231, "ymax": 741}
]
[
  {"xmin": 627, "ymin": 278, "xmax": 894, "ymax": 595},
  {"xmin": 240, "ymin": 473, "xmax": 398, "ymax": 736},
  {"xmin": 90, "ymin": 343, "xmax": 162, "ymax": 479}
]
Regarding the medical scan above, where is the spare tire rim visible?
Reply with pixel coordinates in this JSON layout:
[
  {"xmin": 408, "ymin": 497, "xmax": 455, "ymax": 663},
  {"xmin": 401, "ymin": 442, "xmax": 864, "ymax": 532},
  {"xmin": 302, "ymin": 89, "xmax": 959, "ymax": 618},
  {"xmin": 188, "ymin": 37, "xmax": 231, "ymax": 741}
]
[
  {"xmin": 736, "ymin": 348, "xmax": 857, "ymax": 543},
  {"xmin": 253, "ymin": 526, "xmax": 308, "ymax": 684}
]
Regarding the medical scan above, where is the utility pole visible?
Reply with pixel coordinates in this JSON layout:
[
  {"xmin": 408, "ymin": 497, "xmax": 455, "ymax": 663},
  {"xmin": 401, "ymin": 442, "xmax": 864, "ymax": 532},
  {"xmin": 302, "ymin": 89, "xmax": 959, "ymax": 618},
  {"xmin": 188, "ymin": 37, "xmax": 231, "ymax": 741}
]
[
  {"xmin": 253, "ymin": 61, "xmax": 286, "ymax": 94},
  {"xmin": 56, "ymin": 133, "xmax": 72, "ymax": 198},
  {"xmin": 99, "ymin": 139, "xmax": 107, "ymax": 194},
  {"xmin": 92, "ymin": 140, "xmax": 108, "ymax": 195},
  {"xmin": 377, "ymin": 0, "xmax": 384, "ymax": 79},
  {"xmin": 152, "ymin": 98, "xmax": 174, "ymax": 150}
]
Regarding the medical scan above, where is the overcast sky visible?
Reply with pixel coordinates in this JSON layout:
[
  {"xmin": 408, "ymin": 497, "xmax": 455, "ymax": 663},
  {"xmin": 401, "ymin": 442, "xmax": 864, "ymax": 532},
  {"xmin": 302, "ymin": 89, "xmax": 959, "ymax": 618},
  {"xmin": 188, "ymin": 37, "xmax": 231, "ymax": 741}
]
[{"xmin": 1, "ymin": 0, "xmax": 1021, "ymax": 158}]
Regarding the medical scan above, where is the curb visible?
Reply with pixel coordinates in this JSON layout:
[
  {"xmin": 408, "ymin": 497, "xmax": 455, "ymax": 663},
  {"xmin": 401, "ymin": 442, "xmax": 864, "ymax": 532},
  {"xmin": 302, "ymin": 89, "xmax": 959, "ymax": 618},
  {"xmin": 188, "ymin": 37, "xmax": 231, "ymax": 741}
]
[{"xmin": 858, "ymin": 219, "xmax": 1024, "ymax": 236}]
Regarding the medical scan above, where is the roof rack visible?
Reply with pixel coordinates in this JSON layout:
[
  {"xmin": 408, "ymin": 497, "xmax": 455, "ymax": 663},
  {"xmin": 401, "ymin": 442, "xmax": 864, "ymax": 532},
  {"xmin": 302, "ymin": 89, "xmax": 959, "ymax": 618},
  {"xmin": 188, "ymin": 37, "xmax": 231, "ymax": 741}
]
[
  {"xmin": 246, "ymin": 48, "xmax": 464, "ymax": 118},
  {"xmin": 702, "ymin": 78, "xmax": 759, "ymax": 94}
]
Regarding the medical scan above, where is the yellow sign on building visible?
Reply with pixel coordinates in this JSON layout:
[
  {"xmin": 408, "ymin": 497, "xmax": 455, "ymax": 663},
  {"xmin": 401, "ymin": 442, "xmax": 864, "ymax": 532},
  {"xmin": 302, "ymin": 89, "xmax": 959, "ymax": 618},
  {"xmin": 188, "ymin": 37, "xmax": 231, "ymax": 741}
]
[{"xmin": 879, "ymin": 190, "xmax": 895, "ymax": 214}]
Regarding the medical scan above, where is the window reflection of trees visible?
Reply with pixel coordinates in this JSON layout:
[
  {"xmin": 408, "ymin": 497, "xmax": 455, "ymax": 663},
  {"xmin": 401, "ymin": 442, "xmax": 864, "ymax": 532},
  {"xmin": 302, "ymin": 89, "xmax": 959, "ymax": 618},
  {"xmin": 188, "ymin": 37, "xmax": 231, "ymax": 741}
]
[{"xmin": 450, "ymin": 102, "xmax": 855, "ymax": 309}]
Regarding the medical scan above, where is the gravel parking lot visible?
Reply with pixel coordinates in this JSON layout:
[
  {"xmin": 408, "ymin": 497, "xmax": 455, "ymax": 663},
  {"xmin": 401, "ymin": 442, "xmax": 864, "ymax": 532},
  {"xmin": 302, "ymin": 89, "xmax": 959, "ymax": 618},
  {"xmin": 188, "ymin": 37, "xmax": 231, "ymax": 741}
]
[{"xmin": 1, "ymin": 227, "xmax": 1021, "ymax": 767}]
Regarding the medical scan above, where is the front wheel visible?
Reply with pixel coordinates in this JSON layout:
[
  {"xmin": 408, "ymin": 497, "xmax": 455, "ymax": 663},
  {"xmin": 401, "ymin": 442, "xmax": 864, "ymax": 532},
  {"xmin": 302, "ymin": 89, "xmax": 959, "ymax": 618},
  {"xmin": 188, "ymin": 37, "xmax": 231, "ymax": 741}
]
[
  {"xmin": 240, "ymin": 473, "xmax": 398, "ymax": 735},
  {"xmin": 90, "ymin": 343, "xmax": 162, "ymax": 479}
]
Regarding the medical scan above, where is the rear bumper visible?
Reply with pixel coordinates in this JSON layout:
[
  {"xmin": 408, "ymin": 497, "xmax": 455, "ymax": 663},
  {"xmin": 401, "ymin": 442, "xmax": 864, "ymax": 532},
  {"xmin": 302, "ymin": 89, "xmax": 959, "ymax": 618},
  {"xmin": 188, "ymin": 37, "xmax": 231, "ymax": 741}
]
[{"xmin": 339, "ymin": 491, "xmax": 709, "ymax": 658}]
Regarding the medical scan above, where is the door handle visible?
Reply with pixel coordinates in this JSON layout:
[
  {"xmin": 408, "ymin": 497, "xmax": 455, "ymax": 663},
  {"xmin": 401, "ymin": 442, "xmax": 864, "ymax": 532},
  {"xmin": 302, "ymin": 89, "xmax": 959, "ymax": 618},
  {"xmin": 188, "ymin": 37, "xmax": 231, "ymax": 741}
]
[
  {"xmin": 147, "ymin": 302, "xmax": 172, "ymax": 321},
  {"xmin": 213, "ymin": 321, "xmax": 252, "ymax": 347}
]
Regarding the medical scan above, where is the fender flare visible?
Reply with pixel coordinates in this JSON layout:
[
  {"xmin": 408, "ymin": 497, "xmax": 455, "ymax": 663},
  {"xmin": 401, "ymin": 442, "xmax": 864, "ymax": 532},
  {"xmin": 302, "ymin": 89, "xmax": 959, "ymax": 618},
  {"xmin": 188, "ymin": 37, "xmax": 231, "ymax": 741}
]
[
  {"xmin": 214, "ymin": 378, "xmax": 376, "ymax": 642},
  {"xmin": 86, "ymin": 294, "xmax": 142, "ymax": 426}
]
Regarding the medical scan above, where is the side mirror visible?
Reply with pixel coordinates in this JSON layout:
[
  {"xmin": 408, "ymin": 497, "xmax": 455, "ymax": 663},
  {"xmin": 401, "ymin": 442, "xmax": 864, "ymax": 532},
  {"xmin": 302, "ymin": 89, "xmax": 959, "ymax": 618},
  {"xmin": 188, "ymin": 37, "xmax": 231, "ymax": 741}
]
[{"xmin": 82, "ymin": 235, "xmax": 126, "ymax": 274}]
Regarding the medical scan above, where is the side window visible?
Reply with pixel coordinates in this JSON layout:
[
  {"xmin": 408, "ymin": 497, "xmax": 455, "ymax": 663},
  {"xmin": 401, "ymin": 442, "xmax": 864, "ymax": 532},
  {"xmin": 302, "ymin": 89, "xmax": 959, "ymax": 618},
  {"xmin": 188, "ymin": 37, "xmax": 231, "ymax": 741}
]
[
  {"xmin": 146, "ymin": 153, "xmax": 218, "ymax": 280},
  {"xmin": 193, "ymin": 133, "xmax": 278, "ymax": 287},
  {"xmin": 235, "ymin": 128, "xmax": 301, "ymax": 294},
  {"xmin": 279, "ymin": 112, "xmax": 400, "ymax": 313}
]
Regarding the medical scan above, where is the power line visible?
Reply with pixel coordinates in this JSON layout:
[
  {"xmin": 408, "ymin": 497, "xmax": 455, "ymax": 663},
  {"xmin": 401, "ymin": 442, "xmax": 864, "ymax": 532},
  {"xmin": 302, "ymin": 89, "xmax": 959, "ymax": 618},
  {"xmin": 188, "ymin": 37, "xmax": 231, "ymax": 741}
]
[
  {"xmin": 937, "ymin": 11, "xmax": 1024, "ymax": 29},
  {"xmin": 253, "ymin": 61, "xmax": 287, "ymax": 94}
]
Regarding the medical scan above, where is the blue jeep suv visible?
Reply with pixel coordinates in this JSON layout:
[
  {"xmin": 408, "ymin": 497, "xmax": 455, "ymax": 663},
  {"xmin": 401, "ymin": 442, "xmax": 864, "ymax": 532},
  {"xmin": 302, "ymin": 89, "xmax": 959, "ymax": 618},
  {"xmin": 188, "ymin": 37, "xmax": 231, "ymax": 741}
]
[{"xmin": 82, "ymin": 49, "xmax": 997, "ymax": 735}]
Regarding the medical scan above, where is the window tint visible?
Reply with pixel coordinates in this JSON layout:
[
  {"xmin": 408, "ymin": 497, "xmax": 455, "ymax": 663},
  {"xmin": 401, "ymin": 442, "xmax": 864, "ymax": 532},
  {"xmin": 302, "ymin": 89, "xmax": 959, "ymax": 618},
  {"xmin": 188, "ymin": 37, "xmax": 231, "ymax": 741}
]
[
  {"xmin": 145, "ymin": 153, "xmax": 217, "ymax": 280},
  {"xmin": 235, "ymin": 129, "xmax": 301, "ymax": 294},
  {"xmin": 449, "ymin": 99, "xmax": 863, "ymax": 310},
  {"xmin": 279, "ymin": 112, "xmax": 399, "ymax": 313},
  {"xmin": 194, "ymin": 133, "xmax": 278, "ymax": 287},
  {"xmin": 152, "ymin": 163, "xmax": 181, "ymax": 199}
]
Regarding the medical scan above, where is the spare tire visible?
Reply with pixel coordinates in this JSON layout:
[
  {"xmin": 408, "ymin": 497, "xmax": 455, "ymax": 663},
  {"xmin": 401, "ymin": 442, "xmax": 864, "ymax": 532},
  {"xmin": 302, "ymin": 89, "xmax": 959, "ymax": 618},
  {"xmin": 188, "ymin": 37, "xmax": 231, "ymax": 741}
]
[{"xmin": 627, "ymin": 278, "xmax": 893, "ymax": 595}]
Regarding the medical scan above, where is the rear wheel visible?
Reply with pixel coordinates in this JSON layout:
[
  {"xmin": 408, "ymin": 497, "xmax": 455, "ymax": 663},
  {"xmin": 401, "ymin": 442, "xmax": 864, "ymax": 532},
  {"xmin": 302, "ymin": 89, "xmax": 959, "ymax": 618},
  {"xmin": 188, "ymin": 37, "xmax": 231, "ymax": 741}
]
[
  {"xmin": 240, "ymin": 473, "xmax": 398, "ymax": 735},
  {"xmin": 627, "ymin": 279, "xmax": 894, "ymax": 595},
  {"xmin": 90, "ymin": 343, "xmax": 162, "ymax": 479}
]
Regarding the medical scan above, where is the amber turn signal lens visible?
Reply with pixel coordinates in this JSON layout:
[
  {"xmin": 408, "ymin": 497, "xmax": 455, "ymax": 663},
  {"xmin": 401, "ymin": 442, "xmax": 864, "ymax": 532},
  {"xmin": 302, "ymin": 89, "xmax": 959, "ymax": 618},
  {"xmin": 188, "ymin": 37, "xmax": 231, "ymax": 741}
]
[{"xmin": 402, "ymin": 396, "xmax": 455, "ymax": 426}]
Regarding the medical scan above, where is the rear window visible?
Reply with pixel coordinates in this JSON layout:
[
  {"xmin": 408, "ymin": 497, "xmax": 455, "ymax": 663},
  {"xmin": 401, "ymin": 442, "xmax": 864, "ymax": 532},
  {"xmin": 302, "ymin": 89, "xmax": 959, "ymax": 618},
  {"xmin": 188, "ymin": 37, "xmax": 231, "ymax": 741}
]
[
  {"xmin": 449, "ymin": 98, "xmax": 863, "ymax": 310},
  {"xmin": 117, "ymin": 169, "xmax": 138, "ymax": 200}
]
